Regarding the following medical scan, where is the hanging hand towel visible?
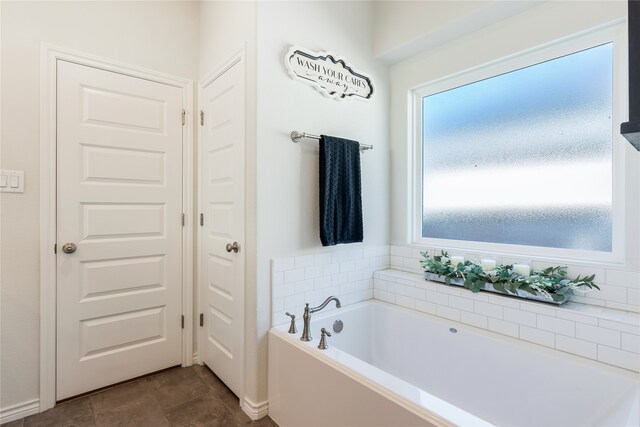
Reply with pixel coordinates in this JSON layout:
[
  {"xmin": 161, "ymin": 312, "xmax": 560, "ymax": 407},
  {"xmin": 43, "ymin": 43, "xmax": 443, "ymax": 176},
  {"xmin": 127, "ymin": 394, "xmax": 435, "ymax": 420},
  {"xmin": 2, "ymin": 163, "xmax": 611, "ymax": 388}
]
[{"xmin": 319, "ymin": 135, "xmax": 363, "ymax": 246}]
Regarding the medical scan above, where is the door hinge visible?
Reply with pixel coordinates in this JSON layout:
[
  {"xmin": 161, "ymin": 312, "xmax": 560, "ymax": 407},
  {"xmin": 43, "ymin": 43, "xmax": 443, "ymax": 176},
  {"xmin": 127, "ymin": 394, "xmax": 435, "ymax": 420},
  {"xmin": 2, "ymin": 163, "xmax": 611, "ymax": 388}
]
[
  {"xmin": 182, "ymin": 213, "xmax": 185, "ymax": 226},
  {"xmin": 199, "ymin": 313, "xmax": 204, "ymax": 327},
  {"xmin": 181, "ymin": 315, "xmax": 185, "ymax": 329},
  {"xmin": 200, "ymin": 213, "xmax": 204, "ymax": 226},
  {"xmin": 181, "ymin": 109, "xmax": 186, "ymax": 125},
  {"xmin": 200, "ymin": 110, "xmax": 204, "ymax": 126},
  {"xmin": 54, "ymin": 243, "xmax": 57, "ymax": 254}
]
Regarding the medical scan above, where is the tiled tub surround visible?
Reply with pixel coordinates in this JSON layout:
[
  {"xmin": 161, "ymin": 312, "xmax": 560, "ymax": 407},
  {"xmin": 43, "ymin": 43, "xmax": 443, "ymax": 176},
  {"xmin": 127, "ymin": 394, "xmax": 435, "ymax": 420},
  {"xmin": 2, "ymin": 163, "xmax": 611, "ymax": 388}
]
[
  {"xmin": 271, "ymin": 246, "xmax": 389, "ymax": 325},
  {"xmin": 389, "ymin": 245, "xmax": 640, "ymax": 313},
  {"xmin": 374, "ymin": 269, "xmax": 640, "ymax": 372},
  {"xmin": 270, "ymin": 244, "xmax": 639, "ymax": 373}
]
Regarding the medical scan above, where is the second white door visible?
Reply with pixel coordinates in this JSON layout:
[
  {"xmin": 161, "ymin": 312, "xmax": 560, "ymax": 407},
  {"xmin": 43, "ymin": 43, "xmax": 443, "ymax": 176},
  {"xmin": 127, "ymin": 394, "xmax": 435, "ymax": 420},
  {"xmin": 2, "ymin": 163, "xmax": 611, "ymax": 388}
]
[{"xmin": 199, "ymin": 57, "xmax": 245, "ymax": 398}]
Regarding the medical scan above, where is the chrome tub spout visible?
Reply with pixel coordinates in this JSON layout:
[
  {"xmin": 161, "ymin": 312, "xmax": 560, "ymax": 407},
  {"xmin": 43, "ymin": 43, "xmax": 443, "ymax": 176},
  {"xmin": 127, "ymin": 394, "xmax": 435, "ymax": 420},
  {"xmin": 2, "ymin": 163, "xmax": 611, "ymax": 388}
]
[{"xmin": 300, "ymin": 296, "xmax": 341, "ymax": 342}]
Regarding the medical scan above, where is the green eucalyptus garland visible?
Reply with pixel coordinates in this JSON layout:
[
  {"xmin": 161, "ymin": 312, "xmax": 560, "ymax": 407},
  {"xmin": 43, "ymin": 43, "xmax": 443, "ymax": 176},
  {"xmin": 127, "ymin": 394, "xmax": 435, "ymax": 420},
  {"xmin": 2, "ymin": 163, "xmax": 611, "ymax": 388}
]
[{"xmin": 420, "ymin": 251, "xmax": 599, "ymax": 303}]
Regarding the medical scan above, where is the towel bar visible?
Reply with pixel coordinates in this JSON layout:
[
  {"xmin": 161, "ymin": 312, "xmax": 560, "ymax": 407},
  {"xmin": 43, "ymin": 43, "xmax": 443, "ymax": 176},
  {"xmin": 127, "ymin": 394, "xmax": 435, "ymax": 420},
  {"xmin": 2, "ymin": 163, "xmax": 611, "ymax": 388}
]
[{"xmin": 290, "ymin": 131, "xmax": 373, "ymax": 152}]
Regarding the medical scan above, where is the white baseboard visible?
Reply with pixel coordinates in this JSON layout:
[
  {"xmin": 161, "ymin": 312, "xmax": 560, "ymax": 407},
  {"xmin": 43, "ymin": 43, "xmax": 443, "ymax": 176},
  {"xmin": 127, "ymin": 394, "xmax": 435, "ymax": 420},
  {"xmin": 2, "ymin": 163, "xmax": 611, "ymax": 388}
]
[
  {"xmin": 241, "ymin": 397, "xmax": 269, "ymax": 421},
  {"xmin": 0, "ymin": 399, "xmax": 39, "ymax": 424}
]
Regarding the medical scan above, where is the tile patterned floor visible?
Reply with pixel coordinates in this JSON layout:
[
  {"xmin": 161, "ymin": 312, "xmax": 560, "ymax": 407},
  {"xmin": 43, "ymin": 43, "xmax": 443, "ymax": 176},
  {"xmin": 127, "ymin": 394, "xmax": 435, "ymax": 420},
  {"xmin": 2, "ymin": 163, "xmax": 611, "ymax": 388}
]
[{"xmin": 3, "ymin": 365, "xmax": 278, "ymax": 427}]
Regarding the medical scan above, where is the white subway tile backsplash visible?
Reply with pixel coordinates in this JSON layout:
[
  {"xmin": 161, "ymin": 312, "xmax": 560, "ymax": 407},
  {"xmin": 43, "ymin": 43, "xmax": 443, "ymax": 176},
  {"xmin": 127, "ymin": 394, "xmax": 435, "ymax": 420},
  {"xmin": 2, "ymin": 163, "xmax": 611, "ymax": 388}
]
[
  {"xmin": 488, "ymin": 295, "xmax": 520, "ymax": 309},
  {"xmin": 519, "ymin": 301, "xmax": 558, "ymax": 317},
  {"xmin": 598, "ymin": 319, "xmax": 640, "ymax": 335},
  {"xmin": 396, "ymin": 295, "xmax": 416, "ymax": 309},
  {"xmin": 370, "ymin": 268, "xmax": 639, "ymax": 373},
  {"xmin": 272, "ymin": 246, "xmax": 390, "ymax": 327},
  {"xmin": 274, "ymin": 245, "xmax": 640, "ymax": 373},
  {"xmin": 585, "ymin": 285, "xmax": 628, "ymax": 303},
  {"xmin": 284, "ymin": 268, "xmax": 305, "ymax": 283},
  {"xmin": 575, "ymin": 324, "xmax": 620, "ymax": 348},
  {"xmin": 331, "ymin": 251, "xmax": 350, "ymax": 263},
  {"xmin": 569, "ymin": 295, "xmax": 606, "ymax": 307},
  {"xmin": 284, "ymin": 293, "xmax": 304, "ymax": 309},
  {"xmin": 519, "ymin": 326, "xmax": 555, "ymax": 348},
  {"xmin": 415, "ymin": 300, "xmax": 437, "ymax": 315},
  {"xmin": 391, "ymin": 245, "xmax": 412, "ymax": 257},
  {"xmin": 555, "ymin": 307, "xmax": 598, "ymax": 326},
  {"xmin": 389, "ymin": 255, "xmax": 403, "ymax": 267},
  {"xmin": 273, "ymin": 284, "xmax": 294, "ymax": 299},
  {"xmin": 436, "ymin": 305, "xmax": 460, "ymax": 322},
  {"xmin": 388, "ymin": 282, "xmax": 407, "ymax": 296},
  {"xmin": 272, "ymin": 298, "xmax": 284, "ymax": 312},
  {"xmin": 474, "ymin": 301, "xmax": 503, "ymax": 319},
  {"xmin": 460, "ymin": 311, "xmax": 488, "ymax": 329},
  {"xmin": 355, "ymin": 258, "xmax": 370, "ymax": 270},
  {"xmin": 606, "ymin": 270, "xmax": 640, "ymax": 288},
  {"xmin": 605, "ymin": 301, "xmax": 640, "ymax": 313},
  {"xmin": 322, "ymin": 263, "xmax": 340, "ymax": 276},
  {"xmin": 556, "ymin": 336, "xmax": 597, "ymax": 359},
  {"xmin": 332, "ymin": 273, "xmax": 348, "ymax": 286},
  {"xmin": 503, "ymin": 307, "xmax": 536, "ymax": 327},
  {"xmin": 488, "ymin": 318, "xmax": 519, "ymax": 338},
  {"xmin": 348, "ymin": 248, "xmax": 363, "ymax": 260},
  {"xmin": 449, "ymin": 295, "xmax": 474, "ymax": 312},
  {"xmin": 347, "ymin": 271, "xmax": 362, "ymax": 282},
  {"xmin": 294, "ymin": 280, "xmax": 314, "ymax": 295},
  {"xmin": 426, "ymin": 290, "xmax": 448, "ymax": 306},
  {"xmin": 436, "ymin": 286, "xmax": 462, "ymax": 297},
  {"xmin": 340, "ymin": 261, "xmax": 356, "ymax": 273},
  {"xmin": 374, "ymin": 289, "xmax": 396, "ymax": 303},
  {"xmin": 597, "ymin": 346, "xmax": 640, "ymax": 371},
  {"xmin": 305, "ymin": 266, "xmax": 323, "ymax": 280},
  {"xmin": 295, "ymin": 255, "xmax": 315, "ymax": 269},
  {"xmin": 273, "ymin": 271, "xmax": 284, "ymax": 286},
  {"xmin": 537, "ymin": 315, "xmax": 574, "ymax": 336},
  {"xmin": 622, "ymin": 333, "xmax": 640, "ymax": 353},
  {"xmin": 314, "ymin": 253, "xmax": 333, "ymax": 266},
  {"xmin": 273, "ymin": 257, "xmax": 295, "ymax": 272},
  {"xmin": 304, "ymin": 289, "xmax": 323, "ymax": 303},
  {"xmin": 405, "ymin": 286, "xmax": 426, "ymax": 301}
]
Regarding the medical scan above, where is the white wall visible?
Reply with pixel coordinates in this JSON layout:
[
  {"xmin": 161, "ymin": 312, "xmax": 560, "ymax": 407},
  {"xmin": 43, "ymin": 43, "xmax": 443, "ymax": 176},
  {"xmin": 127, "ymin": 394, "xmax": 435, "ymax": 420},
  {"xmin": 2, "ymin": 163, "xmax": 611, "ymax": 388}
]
[
  {"xmin": 0, "ymin": 0, "xmax": 199, "ymax": 411},
  {"xmin": 255, "ymin": 0, "xmax": 390, "ymax": 406},
  {"xmin": 373, "ymin": 0, "xmax": 542, "ymax": 62},
  {"xmin": 386, "ymin": 1, "xmax": 639, "ymax": 310}
]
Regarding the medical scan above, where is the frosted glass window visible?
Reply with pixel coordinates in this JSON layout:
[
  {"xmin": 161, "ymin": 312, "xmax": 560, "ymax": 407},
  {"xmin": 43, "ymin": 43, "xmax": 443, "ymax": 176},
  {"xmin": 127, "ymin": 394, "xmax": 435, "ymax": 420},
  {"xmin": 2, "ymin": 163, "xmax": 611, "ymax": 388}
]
[{"xmin": 422, "ymin": 43, "xmax": 612, "ymax": 252}]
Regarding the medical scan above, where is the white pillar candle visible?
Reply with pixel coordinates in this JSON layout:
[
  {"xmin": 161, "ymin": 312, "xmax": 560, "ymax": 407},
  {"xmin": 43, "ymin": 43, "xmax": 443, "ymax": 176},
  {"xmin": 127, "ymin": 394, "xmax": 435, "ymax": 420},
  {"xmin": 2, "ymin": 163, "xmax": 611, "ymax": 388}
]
[
  {"xmin": 450, "ymin": 256, "xmax": 464, "ymax": 267},
  {"xmin": 481, "ymin": 259, "xmax": 496, "ymax": 271},
  {"xmin": 513, "ymin": 264, "xmax": 531, "ymax": 277}
]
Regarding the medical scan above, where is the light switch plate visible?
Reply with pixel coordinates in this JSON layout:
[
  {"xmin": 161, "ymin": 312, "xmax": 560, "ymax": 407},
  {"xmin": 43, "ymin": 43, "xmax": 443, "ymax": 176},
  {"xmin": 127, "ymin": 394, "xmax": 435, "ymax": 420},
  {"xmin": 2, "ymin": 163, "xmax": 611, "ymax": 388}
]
[{"xmin": 0, "ymin": 170, "xmax": 25, "ymax": 193}]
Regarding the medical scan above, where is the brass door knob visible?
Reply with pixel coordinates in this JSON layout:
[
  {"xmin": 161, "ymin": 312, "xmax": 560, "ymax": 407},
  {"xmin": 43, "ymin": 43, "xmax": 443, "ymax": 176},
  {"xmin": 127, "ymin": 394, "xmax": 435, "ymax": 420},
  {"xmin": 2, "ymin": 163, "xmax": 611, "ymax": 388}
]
[
  {"xmin": 62, "ymin": 243, "xmax": 77, "ymax": 254},
  {"xmin": 225, "ymin": 242, "xmax": 240, "ymax": 253}
]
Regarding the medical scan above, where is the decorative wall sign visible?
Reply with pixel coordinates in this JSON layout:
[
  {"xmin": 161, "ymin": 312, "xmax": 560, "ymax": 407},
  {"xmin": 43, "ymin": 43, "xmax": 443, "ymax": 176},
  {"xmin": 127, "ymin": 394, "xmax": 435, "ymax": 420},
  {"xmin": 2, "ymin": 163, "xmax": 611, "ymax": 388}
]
[{"xmin": 284, "ymin": 46, "xmax": 375, "ymax": 101}]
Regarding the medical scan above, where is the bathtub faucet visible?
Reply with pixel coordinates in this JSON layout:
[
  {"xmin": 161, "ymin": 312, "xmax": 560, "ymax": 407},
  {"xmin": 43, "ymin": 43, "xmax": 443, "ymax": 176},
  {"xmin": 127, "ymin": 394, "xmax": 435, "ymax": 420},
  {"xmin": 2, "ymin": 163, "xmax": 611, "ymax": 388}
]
[{"xmin": 300, "ymin": 296, "xmax": 341, "ymax": 342}]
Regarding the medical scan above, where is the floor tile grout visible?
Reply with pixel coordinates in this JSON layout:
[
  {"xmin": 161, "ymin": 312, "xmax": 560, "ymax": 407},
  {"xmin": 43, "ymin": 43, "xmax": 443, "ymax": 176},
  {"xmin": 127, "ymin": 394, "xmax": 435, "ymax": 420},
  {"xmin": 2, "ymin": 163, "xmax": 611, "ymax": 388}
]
[{"xmin": 8, "ymin": 366, "xmax": 277, "ymax": 427}]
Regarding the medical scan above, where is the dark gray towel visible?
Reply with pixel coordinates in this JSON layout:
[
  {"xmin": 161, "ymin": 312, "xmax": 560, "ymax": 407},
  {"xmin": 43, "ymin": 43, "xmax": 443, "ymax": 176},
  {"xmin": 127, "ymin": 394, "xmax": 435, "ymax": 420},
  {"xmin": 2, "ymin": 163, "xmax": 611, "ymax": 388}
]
[{"xmin": 319, "ymin": 135, "xmax": 363, "ymax": 246}]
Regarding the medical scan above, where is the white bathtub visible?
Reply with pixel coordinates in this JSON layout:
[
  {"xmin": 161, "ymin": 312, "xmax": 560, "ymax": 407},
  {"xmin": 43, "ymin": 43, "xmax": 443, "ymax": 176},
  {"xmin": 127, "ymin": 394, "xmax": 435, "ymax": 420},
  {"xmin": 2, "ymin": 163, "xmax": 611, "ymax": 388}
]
[{"xmin": 268, "ymin": 300, "xmax": 640, "ymax": 427}]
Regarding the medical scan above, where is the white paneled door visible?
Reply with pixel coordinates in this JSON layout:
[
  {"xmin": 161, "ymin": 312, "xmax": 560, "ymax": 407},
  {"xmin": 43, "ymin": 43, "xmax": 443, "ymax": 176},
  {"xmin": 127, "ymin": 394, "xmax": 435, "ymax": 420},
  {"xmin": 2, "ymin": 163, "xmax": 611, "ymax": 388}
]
[
  {"xmin": 56, "ymin": 60, "xmax": 184, "ymax": 400},
  {"xmin": 199, "ymin": 57, "xmax": 245, "ymax": 398}
]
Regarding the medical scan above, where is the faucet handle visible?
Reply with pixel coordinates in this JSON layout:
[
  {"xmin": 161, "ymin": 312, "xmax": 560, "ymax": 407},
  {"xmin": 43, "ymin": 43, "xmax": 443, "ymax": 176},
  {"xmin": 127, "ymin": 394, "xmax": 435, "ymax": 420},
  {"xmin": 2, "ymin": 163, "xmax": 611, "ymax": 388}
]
[
  {"xmin": 318, "ymin": 328, "xmax": 331, "ymax": 350},
  {"xmin": 285, "ymin": 312, "xmax": 297, "ymax": 334}
]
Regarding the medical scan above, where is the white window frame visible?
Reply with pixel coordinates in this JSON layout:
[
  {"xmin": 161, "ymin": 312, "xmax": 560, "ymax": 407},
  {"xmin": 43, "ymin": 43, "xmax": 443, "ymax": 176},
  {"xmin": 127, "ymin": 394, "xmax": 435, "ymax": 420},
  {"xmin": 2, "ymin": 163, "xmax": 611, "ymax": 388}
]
[{"xmin": 411, "ymin": 24, "xmax": 627, "ymax": 265}]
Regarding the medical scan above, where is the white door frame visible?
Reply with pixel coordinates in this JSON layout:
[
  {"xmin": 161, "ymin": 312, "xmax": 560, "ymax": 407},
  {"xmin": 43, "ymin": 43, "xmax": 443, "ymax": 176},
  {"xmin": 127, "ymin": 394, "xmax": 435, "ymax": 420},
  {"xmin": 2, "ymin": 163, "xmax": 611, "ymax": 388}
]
[
  {"xmin": 196, "ymin": 46, "xmax": 245, "ymax": 394},
  {"xmin": 39, "ymin": 44, "xmax": 194, "ymax": 411}
]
